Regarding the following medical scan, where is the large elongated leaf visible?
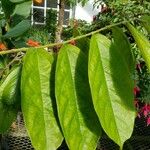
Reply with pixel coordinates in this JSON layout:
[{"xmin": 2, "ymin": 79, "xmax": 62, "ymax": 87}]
[
  {"xmin": 126, "ymin": 23, "xmax": 150, "ymax": 71},
  {"xmin": 0, "ymin": 65, "xmax": 21, "ymax": 133},
  {"xmin": 73, "ymin": 29, "xmax": 90, "ymax": 55},
  {"xmin": 21, "ymin": 48, "xmax": 63, "ymax": 150},
  {"xmin": 88, "ymin": 34, "xmax": 135, "ymax": 148},
  {"xmin": 3, "ymin": 20, "xmax": 31, "ymax": 39},
  {"xmin": 141, "ymin": 15, "xmax": 150, "ymax": 34},
  {"xmin": 112, "ymin": 27, "xmax": 135, "ymax": 74},
  {"xmin": 55, "ymin": 44, "xmax": 101, "ymax": 150},
  {"xmin": 12, "ymin": 1, "xmax": 32, "ymax": 18}
]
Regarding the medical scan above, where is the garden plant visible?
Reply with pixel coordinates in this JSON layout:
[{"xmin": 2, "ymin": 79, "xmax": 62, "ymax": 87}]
[{"xmin": 0, "ymin": 0, "xmax": 150, "ymax": 150}]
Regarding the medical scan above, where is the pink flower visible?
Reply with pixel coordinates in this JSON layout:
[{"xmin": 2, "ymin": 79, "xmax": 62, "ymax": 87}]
[
  {"xmin": 136, "ymin": 103, "xmax": 150, "ymax": 126},
  {"xmin": 144, "ymin": 110, "xmax": 148, "ymax": 117},
  {"xmin": 141, "ymin": 104, "xmax": 150, "ymax": 117},
  {"xmin": 147, "ymin": 117, "xmax": 150, "ymax": 126}
]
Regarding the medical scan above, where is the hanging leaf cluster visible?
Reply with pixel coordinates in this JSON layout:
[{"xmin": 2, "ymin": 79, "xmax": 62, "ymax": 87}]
[
  {"xmin": 0, "ymin": 0, "xmax": 32, "ymax": 42},
  {"xmin": 0, "ymin": 17, "xmax": 150, "ymax": 150}
]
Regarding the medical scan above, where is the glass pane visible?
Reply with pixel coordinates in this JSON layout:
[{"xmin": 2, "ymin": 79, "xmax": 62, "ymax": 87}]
[
  {"xmin": 33, "ymin": 0, "xmax": 44, "ymax": 7},
  {"xmin": 47, "ymin": 0, "xmax": 57, "ymax": 8},
  {"xmin": 64, "ymin": 11, "xmax": 70, "ymax": 25},
  {"xmin": 33, "ymin": 9, "xmax": 44, "ymax": 23}
]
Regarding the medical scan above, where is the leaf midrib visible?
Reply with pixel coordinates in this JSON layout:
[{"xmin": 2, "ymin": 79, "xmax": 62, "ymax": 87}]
[
  {"xmin": 36, "ymin": 51, "xmax": 48, "ymax": 149},
  {"xmin": 65, "ymin": 49, "xmax": 83, "ymax": 148}
]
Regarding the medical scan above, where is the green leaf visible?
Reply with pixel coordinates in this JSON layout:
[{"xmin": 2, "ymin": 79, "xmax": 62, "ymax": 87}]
[
  {"xmin": 112, "ymin": 27, "xmax": 135, "ymax": 74},
  {"xmin": 1, "ymin": 0, "xmax": 15, "ymax": 19},
  {"xmin": 0, "ymin": 56, "xmax": 5, "ymax": 70},
  {"xmin": 12, "ymin": 1, "xmax": 32, "ymax": 18},
  {"xmin": 88, "ymin": 34, "xmax": 135, "ymax": 148},
  {"xmin": 21, "ymin": 48, "xmax": 63, "ymax": 150},
  {"xmin": 73, "ymin": 29, "xmax": 90, "ymax": 55},
  {"xmin": 1, "ymin": 66, "xmax": 21, "ymax": 105},
  {"xmin": 126, "ymin": 23, "xmax": 150, "ymax": 71},
  {"xmin": 141, "ymin": 15, "xmax": 150, "ymax": 34},
  {"xmin": 0, "ymin": 65, "xmax": 21, "ymax": 133},
  {"xmin": 56, "ymin": 44, "xmax": 101, "ymax": 150},
  {"xmin": 3, "ymin": 20, "xmax": 31, "ymax": 39}
]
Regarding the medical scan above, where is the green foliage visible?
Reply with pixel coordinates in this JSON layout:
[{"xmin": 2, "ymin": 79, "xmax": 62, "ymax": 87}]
[
  {"xmin": 21, "ymin": 48, "xmax": 63, "ymax": 150},
  {"xmin": 56, "ymin": 44, "xmax": 101, "ymax": 150},
  {"xmin": 1, "ymin": 0, "xmax": 32, "ymax": 26},
  {"xmin": 1, "ymin": 0, "xmax": 15, "ymax": 20},
  {"xmin": 45, "ymin": 9, "xmax": 57, "ymax": 42},
  {"xmin": 141, "ymin": 15, "xmax": 150, "ymax": 34},
  {"xmin": 26, "ymin": 27, "xmax": 50, "ymax": 45},
  {"xmin": 126, "ymin": 23, "xmax": 150, "ymax": 72},
  {"xmin": 0, "ymin": 1, "xmax": 150, "ymax": 150},
  {"xmin": 112, "ymin": 27, "xmax": 135, "ymax": 73},
  {"xmin": 12, "ymin": 1, "xmax": 32, "ymax": 18},
  {"xmin": 135, "ymin": 61, "xmax": 150, "ymax": 104},
  {"xmin": 92, "ymin": 1, "xmax": 150, "ymax": 32},
  {"xmin": 0, "ymin": 0, "xmax": 32, "ymax": 49},
  {"xmin": 0, "ymin": 20, "xmax": 150, "ymax": 149},
  {"xmin": 88, "ymin": 33, "xmax": 135, "ymax": 148},
  {"xmin": 2, "ymin": 20, "xmax": 31, "ymax": 39},
  {"xmin": 0, "ymin": 65, "xmax": 21, "ymax": 133}
]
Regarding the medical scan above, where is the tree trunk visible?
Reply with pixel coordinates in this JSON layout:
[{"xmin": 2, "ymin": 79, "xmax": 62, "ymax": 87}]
[{"xmin": 55, "ymin": 0, "xmax": 65, "ymax": 43}]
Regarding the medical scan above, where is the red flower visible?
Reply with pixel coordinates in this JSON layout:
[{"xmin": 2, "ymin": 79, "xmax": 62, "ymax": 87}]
[
  {"xmin": 0, "ymin": 43, "xmax": 7, "ymax": 51},
  {"xmin": 26, "ymin": 39, "xmax": 40, "ymax": 47}
]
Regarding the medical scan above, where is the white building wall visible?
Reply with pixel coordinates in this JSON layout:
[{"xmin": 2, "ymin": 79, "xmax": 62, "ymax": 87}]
[{"xmin": 75, "ymin": 0, "xmax": 100, "ymax": 23}]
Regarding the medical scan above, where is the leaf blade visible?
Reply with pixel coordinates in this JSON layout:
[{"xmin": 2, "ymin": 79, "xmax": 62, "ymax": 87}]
[
  {"xmin": 88, "ymin": 34, "xmax": 135, "ymax": 148},
  {"xmin": 12, "ymin": 1, "xmax": 32, "ymax": 18},
  {"xmin": 55, "ymin": 44, "xmax": 101, "ymax": 150},
  {"xmin": 126, "ymin": 23, "xmax": 150, "ymax": 71},
  {"xmin": 3, "ymin": 20, "xmax": 31, "ymax": 39},
  {"xmin": 0, "ymin": 65, "xmax": 21, "ymax": 133},
  {"xmin": 141, "ymin": 15, "xmax": 150, "ymax": 34},
  {"xmin": 21, "ymin": 48, "xmax": 63, "ymax": 150},
  {"xmin": 112, "ymin": 27, "xmax": 135, "ymax": 74}
]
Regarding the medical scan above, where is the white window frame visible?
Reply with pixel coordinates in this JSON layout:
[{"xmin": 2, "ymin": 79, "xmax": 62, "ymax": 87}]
[{"xmin": 31, "ymin": 0, "xmax": 72, "ymax": 25}]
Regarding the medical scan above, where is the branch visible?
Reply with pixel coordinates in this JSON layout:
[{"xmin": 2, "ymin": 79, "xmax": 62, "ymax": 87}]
[{"xmin": 0, "ymin": 19, "xmax": 138, "ymax": 55}]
